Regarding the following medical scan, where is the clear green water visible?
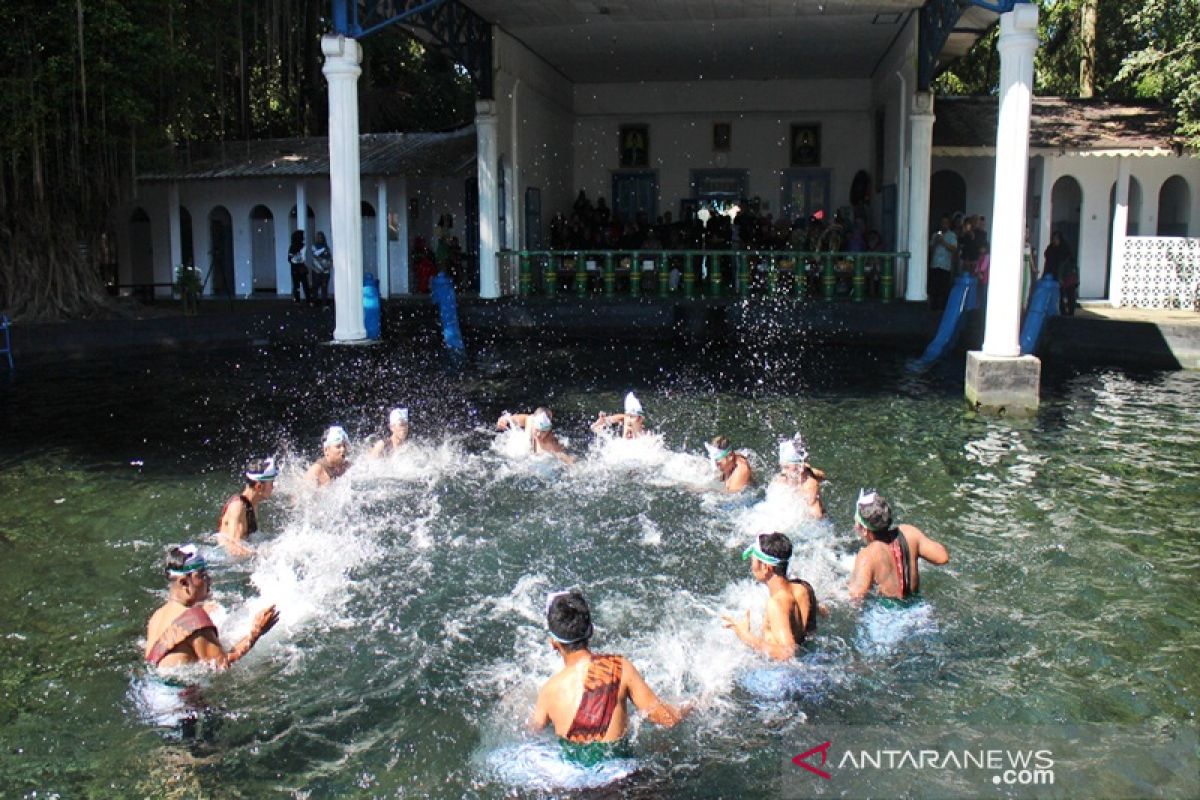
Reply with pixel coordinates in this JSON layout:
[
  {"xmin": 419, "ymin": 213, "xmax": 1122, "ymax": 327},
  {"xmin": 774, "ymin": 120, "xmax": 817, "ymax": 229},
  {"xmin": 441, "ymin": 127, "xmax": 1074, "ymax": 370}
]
[{"xmin": 0, "ymin": 335, "xmax": 1197, "ymax": 798}]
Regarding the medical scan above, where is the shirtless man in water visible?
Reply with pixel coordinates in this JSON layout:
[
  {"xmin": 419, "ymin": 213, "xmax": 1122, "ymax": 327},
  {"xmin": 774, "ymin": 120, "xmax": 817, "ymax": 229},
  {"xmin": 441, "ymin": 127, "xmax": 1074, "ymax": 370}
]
[
  {"xmin": 706, "ymin": 435, "xmax": 752, "ymax": 493},
  {"xmin": 848, "ymin": 490, "xmax": 950, "ymax": 600},
  {"xmin": 217, "ymin": 457, "xmax": 276, "ymax": 557},
  {"xmin": 369, "ymin": 408, "xmax": 410, "ymax": 459},
  {"xmin": 722, "ymin": 532, "xmax": 824, "ymax": 660},
  {"xmin": 769, "ymin": 437, "xmax": 826, "ymax": 519},
  {"xmin": 306, "ymin": 426, "xmax": 351, "ymax": 485},
  {"xmin": 497, "ymin": 408, "xmax": 575, "ymax": 465},
  {"xmin": 591, "ymin": 392, "xmax": 649, "ymax": 439},
  {"xmin": 144, "ymin": 545, "xmax": 279, "ymax": 669},
  {"xmin": 530, "ymin": 590, "xmax": 689, "ymax": 747}
]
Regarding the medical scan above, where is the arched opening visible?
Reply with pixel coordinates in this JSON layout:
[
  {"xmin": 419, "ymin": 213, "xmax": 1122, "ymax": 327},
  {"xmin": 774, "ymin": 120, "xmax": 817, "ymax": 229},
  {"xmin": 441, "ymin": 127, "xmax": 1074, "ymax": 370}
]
[
  {"xmin": 129, "ymin": 208, "xmax": 154, "ymax": 287},
  {"xmin": 1158, "ymin": 176, "xmax": 1191, "ymax": 236},
  {"xmin": 208, "ymin": 206, "xmax": 235, "ymax": 296},
  {"xmin": 361, "ymin": 201, "xmax": 378, "ymax": 277},
  {"xmin": 929, "ymin": 170, "xmax": 966, "ymax": 234},
  {"xmin": 1050, "ymin": 175, "xmax": 1083, "ymax": 259},
  {"xmin": 249, "ymin": 204, "xmax": 276, "ymax": 293},
  {"xmin": 179, "ymin": 207, "xmax": 194, "ymax": 267}
]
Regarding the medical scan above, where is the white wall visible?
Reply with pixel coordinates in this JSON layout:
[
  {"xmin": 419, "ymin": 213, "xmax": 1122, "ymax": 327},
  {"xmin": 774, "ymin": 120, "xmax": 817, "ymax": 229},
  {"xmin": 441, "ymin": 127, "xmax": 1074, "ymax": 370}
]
[
  {"xmin": 870, "ymin": 13, "xmax": 919, "ymax": 250},
  {"xmin": 569, "ymin": 79, "xmax": 874, "ymax": 222},
  {"xmin": 120, "ymin": 174, "xmax": 463, "ymax": 298},
  {"xmin": 493, "ymin": 28, "xmax": 575, "ymax": 250},
  {"xmin": 926, "ymin": 152, "xmax": 1200, "ymax": 300}
]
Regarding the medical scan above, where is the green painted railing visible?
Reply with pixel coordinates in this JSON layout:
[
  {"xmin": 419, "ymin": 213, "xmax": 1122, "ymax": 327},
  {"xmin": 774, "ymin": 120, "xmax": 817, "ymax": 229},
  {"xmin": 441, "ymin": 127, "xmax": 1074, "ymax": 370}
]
[{"xmin": 506, "ymin": 250, "xmax": 908, "ymax": 302}]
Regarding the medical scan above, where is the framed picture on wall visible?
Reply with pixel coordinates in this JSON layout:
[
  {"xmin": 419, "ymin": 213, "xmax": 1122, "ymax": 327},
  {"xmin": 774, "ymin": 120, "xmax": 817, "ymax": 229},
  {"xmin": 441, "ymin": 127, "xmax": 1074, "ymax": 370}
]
[
  {"xmin": 619, "ymin": 124, "xmax": 649, "ymax": 168},
  {"xmin": 791, "ymin": 123, "xmax": 821, "ymax": 167},
  {"xmin": 713, "ymin": 122, "xmax": 731, "ymax": 152}
]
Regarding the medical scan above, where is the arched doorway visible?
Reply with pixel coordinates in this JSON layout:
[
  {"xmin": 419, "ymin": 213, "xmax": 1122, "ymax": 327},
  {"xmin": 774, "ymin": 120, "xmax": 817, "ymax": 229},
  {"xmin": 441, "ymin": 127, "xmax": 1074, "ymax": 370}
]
[
  {"xmin": 1158, "ymin": 176, "xmax": 1191, "ymax": 236},
  {"xmin": 129, "ymin": 208, "xmax": 154, "ymax": 287},
  {"xmin": 208, "ymin": 206, "xmax": 234, "ymax": 296},
  {"xmin": 1050, "ymin": 176, "xmax": 1083, "ymax": 260},
  {"xmin": 249, "ymin": 205, "xmax": 276, "ymax": 293},
  {"xmin": 362, "ymin": 200, "xmax": 378, "ymax": 278},
  {"xmin": 180, "ymin": 207, "xmax": 194, "ymax": 267},
  {"xmin": 929, "ymin": 170, "xmax": 966, "ymax": 234}
]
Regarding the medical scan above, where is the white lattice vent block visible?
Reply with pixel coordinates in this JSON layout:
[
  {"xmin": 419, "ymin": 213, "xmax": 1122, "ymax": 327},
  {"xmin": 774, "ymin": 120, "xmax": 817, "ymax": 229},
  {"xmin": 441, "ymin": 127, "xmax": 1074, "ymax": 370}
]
[{"xmin": 1121, "ymin": 237, "xmax": 1200, "ymax": 311}]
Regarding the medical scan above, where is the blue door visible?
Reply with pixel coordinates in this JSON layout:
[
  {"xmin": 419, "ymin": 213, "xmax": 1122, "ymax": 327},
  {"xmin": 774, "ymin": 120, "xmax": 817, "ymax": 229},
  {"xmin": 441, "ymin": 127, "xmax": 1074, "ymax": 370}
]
[
  {"xmin": 781, "ymin": 169, "xmax": 831, "ymax": 224},
  {"xmin": 612, "ymin": 172, "xmax": 658, "ymax": 225}
]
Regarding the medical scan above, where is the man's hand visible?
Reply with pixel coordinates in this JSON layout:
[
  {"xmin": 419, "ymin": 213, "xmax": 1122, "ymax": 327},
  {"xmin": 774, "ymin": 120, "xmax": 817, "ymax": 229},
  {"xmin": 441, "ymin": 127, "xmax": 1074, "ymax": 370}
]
[
  {"xmin": 252, "ymin": 605, "xmax": 280, "ymax": 641},
  {"xmin": 721, "ymin": 610, "xmax": 751, "ymax": 637}
]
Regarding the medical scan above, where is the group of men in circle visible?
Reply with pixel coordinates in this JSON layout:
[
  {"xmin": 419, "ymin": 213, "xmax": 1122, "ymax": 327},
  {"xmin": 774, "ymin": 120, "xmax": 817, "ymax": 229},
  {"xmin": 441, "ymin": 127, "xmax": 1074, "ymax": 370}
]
[{"xmin": 143, "ymin": 392, "xmax": 949, "ymax": 759}]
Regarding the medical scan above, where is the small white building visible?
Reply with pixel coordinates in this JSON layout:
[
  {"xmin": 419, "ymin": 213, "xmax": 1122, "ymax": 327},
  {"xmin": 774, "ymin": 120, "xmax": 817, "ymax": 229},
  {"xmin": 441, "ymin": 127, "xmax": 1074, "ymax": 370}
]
[
  {"xmin": 932, "ymin": 96, "xmax": 1199, "ymax": 308},
  {"xmin": 120, "ymin": 128, "xmax": 476, "ymax": 298}
]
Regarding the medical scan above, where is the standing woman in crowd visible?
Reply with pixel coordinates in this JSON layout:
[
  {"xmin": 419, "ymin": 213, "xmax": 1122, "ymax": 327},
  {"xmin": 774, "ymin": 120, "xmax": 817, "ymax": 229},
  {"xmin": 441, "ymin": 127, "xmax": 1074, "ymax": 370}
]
[
  {"xmin": 289, "ymin": 230, "xmax": 309, "ymax": 304},
  {"xmin": 310, "ymin": 232, "xmax": 332, "ymax": 307}
]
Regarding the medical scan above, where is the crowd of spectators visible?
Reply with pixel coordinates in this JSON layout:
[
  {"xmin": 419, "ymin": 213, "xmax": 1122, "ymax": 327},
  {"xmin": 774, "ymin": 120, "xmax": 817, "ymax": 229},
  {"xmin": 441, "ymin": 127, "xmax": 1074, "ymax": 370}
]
[{"xmin": 543, "ymin": 190, "xmax": 898, "ymax": 297}]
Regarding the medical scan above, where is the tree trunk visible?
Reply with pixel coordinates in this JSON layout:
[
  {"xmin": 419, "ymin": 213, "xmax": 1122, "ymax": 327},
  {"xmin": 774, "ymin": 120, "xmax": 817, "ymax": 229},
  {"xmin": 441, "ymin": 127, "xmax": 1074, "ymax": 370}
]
[{"xmin": 1079, "ymin": 0, "xmax": 1097, "ymax": 98}]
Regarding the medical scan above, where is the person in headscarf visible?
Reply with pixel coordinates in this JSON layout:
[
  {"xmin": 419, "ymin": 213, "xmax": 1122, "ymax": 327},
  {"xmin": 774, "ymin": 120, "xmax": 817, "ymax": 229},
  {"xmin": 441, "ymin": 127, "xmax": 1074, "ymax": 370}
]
[
  {"xmin": 768, "ymin": 435, "xmax": 826, "ymax": 519},
  {"xmin": 144, "ymin": 545, "xmax": 279, "ymax": 669},
  {"xmin": 497, "ymin": 407, "xmax": 575, "ymax": 464},
  {"xmin": 305, "ymin": 425, "xmax": 352, "ymax": 486},
  {"xmin": 848, "ymin": 490, "xmax": 949, "ymax": 601},
  {"xmin": 590, "ymin": 392, "xmax": 650, "ymax": 439},
  {"xmin": 705, "ymin": 435, "xmax": 752, "ymax": 493},
  {"xmin": 217, "ymin": 456, "xmax": 278, "ymax": 556}
]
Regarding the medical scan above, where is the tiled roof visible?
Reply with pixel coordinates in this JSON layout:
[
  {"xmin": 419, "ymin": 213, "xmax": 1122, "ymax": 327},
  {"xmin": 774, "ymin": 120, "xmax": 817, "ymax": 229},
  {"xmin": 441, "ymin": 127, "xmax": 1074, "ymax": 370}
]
[
  {"xmin": 934, "ymin": 97, "xmax": 1180, "ymax": 152},
  {"xmin": 139, "ymin": 126, "xmax": 477, "ymax": 181}
]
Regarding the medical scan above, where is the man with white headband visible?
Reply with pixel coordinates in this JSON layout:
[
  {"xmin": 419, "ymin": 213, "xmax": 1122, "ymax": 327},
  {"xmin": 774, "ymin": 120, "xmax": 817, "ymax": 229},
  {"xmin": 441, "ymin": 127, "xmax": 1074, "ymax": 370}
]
[
  {"xmin": 306, "ymin": 425, "xmax": 352, "ymax": 486},
  {"xmin": 722, "ymin": 532, "xmax": 823, "ymax": 660},
  {"xmin": 706, "ymin": 435, "xmax": 752, "ymax": 493},
  {"xmin": 370, "ymin": 408, "xmax": 410, "ymax": 458},
  {"xmin": 590, "ymin": 391, "xmax": 650, "ymax": 439},
  {"xmin": 217, "ymin": 456, "xmax": 278, "ymax": 557},
  {"xmin": 496, "ymin": 406, "xmax": 574, "ymax": 464},
  {"xmin": 530, "ymin": 590, "xmax": 689, "ymax": 762},
  {"xmin": 144, "ymin": 544, "xmax": 279, "ymax": 669},
  {"xmin": 769, "ymin": 436, "xmax": 826, "ymax": 519},
  {"xmin": 848, "ymin": 490, "xmax": 949, "ymax": 601}
]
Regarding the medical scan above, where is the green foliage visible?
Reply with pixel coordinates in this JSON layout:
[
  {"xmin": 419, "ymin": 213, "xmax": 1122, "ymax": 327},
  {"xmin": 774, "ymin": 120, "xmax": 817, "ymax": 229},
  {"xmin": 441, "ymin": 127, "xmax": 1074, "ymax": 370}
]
[
  {"xmin": 934, "ymin": 0, "xmax": 1198, "ymax": 146},
  {"xmin": 1114, "ymin": 0, "xmax": 1200, "ymax": 145},
  {"xmin": 0, "ymin": 0, "xmax": 475, "ymax": 318}
]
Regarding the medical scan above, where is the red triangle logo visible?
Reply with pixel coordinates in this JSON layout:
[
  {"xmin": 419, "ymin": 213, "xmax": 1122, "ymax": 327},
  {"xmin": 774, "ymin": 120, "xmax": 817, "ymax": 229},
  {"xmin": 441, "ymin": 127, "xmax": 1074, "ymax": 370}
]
[{"xmin": 791, "ymin": 740, "xmax": 832, "ymax": 780}]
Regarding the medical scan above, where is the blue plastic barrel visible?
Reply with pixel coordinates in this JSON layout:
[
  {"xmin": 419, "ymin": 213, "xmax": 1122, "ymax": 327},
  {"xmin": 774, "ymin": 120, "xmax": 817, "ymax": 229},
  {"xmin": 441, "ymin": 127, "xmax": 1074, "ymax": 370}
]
[
  {"xmin": 431, "ymin": 272, "xmax": 466, "ymax": 354},
  {"xmin": 363, "ymin": 273, "xmax": 381, "ymax": 340}
]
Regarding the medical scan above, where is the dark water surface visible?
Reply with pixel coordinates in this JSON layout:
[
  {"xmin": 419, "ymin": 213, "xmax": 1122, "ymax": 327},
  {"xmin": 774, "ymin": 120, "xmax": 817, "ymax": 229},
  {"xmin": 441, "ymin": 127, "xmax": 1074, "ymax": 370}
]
[{"xmin": 0, "ymin": 332, "xmax": 1197, "ymax": 798}]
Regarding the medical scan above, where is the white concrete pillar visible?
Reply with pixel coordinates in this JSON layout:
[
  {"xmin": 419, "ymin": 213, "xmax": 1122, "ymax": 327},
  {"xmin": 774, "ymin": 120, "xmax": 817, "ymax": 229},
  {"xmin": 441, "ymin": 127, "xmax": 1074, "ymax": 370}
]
[
  {"xmin": 322, "ymin": 34, "xmax": 366, "ymax": 341},
  {"xmin": 982, "ymin": 4, "xmax": 1039, "ymax": 358},
  {"xmin": 296, "ymin": 181, "xmax": 308, "ymax": 237},
  {"xmin": 376, "ymin": 180, "xmax": 389, "ymax": 296},
  {"xmin": 476, "ymin": 99, "xmax": 500, "ymax": 299},
  {"xmin": 393, "ymin": 177, "xmax": 410, "ymax": 294},
  {"xmin": 167, "ymin": 183, "xmax": 183, "ymax": 275},
  {"xmin": 905, "ymin": 92, "xmax": 935, "ymax": 302},
  {"xmin": 1109, "ymin": 156, "xmax": 1131, "ymax": 307}
]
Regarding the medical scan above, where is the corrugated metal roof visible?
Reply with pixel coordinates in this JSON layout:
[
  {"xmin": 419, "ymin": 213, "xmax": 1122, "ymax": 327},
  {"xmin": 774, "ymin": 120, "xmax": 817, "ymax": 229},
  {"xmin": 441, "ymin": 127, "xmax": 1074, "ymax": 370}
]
[
  {"xmin": 934, "ymin": 97, "xmax": 1182, "ymax": 153},
  {"xmin": 139, "ymin": 126, "xmax": 477, "ymax": 182}
]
